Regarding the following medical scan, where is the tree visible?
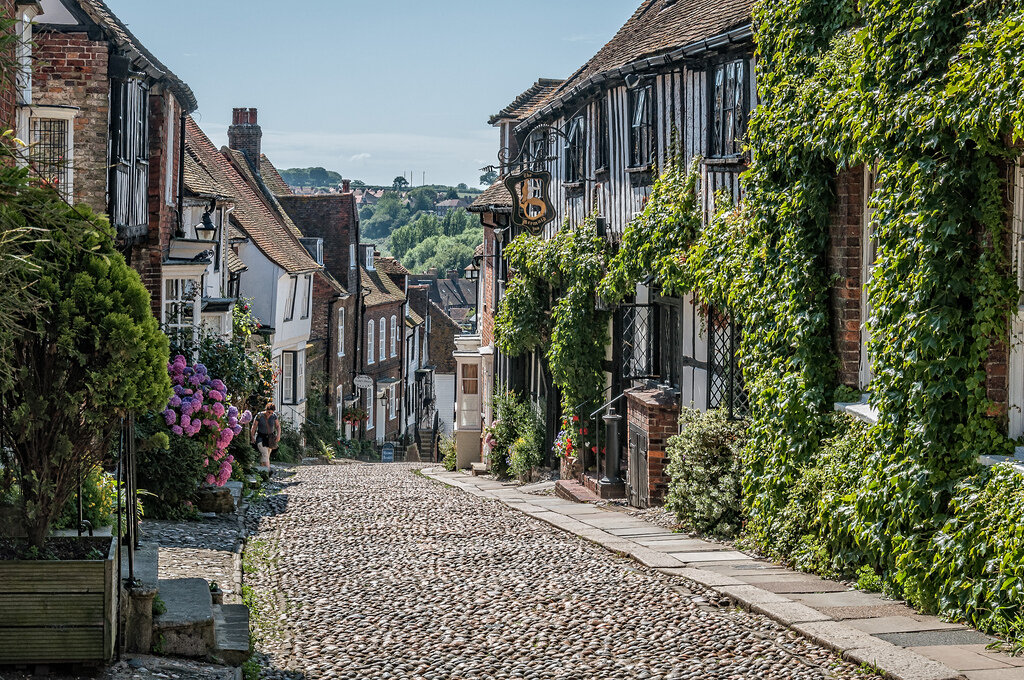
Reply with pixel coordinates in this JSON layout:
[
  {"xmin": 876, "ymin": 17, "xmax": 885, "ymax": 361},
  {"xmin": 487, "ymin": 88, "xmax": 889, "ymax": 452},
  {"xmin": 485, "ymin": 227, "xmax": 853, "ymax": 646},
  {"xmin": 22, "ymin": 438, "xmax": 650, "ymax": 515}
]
[
  {"xmin": 363, "ymin": 192, "xmax": 411, "ymax": 239},
  {"xmin": 0, "ymin": 190, "xmax": 171, "ymax": 548},
  {"xmin": 309, "ymin": 167, "xmax": 330, "ymax": 186},
  {"xmin": 393, "ymin": 175, "xmax": 410, "ymax": 191},
  {"xmin": 457, "ymin": 183, "xmax": 469, "ymax": 192},
  {"xmin": 445, "ymin": 188, "xmax": 459, "ymax": 200},
  {"xmin": 480, "ymin": 170, "xmax": 498, "ymax": 186},
  {"xmin": 408, "ymin": 186, "xmax": 437, "ymax": 213}
]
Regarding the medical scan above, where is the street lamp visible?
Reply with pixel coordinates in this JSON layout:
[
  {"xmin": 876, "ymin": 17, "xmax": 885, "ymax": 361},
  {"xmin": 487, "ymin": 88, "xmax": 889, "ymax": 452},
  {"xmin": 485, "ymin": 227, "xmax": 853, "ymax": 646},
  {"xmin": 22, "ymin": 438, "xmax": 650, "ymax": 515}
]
[{"xmin": 195, "ymin": 210, "xmax": 218, "ymax": 241}]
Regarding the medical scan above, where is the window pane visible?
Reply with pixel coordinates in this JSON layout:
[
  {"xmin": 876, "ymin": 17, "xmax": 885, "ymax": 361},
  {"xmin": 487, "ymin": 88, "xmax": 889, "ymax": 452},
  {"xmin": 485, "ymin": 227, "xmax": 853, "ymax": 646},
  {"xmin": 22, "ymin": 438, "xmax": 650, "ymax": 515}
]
[
  {"xmin": 368, "ymin": 321, "xmax": 375, "ymax": 364},
  {"xmin": 29, "ymin": 117, "xmax": 71, "ymax": 198},
  {"xmin": 379, "ymin": 318, "xmax": 385, "ymax": 360}
]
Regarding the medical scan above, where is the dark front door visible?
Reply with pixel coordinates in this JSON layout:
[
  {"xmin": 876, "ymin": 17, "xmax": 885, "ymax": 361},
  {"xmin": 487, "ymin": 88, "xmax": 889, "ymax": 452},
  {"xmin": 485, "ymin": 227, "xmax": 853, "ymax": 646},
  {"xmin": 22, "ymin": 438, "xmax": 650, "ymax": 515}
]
[{"xmin": 628, "ymin": 425, "xmax": 649, "ymax": 508}]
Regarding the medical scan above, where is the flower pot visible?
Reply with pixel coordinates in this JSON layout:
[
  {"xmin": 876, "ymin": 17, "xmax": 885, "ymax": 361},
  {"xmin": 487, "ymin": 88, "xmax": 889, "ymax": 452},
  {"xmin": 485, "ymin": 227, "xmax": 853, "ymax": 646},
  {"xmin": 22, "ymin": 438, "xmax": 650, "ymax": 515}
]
[{"xmin": 0, "ymin": 535, "xmax": 117, "ymax": 664}]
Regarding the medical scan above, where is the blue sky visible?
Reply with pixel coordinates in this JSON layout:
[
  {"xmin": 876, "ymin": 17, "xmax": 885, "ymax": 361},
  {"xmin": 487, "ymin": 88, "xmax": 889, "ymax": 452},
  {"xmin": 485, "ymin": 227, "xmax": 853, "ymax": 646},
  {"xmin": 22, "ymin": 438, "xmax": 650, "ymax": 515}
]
[{"xmin": 103, "ymin": 1, "xmax": 637, "ymax": 188}]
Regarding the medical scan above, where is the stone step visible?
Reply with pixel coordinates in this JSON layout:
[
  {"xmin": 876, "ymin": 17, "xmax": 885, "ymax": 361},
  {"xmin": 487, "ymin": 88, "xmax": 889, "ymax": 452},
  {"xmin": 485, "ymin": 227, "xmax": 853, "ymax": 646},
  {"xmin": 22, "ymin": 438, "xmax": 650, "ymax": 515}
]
[
  {"xmin": 153, "ymin": 578, "xmax": 215, "ymax": 659},
  {"xmin": 471, "ymin": 462, "xmax": 488, "ymax": 477},
  {"xmin": 212, "ymin": 604, "xmax": 251, "ymax": 666},
  {"xmin": 554, "ymin": 479, "xmax": 602, "ymax": 504}
]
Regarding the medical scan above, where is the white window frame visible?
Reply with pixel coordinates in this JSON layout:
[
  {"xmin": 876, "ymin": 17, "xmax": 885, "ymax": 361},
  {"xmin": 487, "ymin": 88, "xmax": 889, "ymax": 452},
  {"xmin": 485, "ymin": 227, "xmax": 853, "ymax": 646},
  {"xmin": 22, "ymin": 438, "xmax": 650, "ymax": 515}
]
[
  {"xmin": 163, "ymin": 277, "xmax": 201, "ymax": 341},
  {"xmin": 300, "ymin": 275, "xmax": 312, "ymax": 320},
  {"xmin": 350, "ymin": 243, "xmax": 357, "ymax": 270},
  {"xmin": 389, "ymin": 384, "xmax": 397, "ymax": 420},
  {"xmin": 367, "ymin": 320, "xmax": 375, "ymax": 364},
  {"xmin": 860, "ymin": 164, "xmax": 879, "ymax": 390},
  {"xmin": 365, "ymin": 387, "xmax": 375, "ymax": 430},
  {"xmin": 390, "ymin": 315, "xmax": 398, "ymax": 357},
  {"xmin": 337, "ymin": 308, "xmax": 346, "ymax": 358},
  {"xmin": 284, "ymin": 275, "xmax": 298, "ymax": 322},
  {"xmin": 336, "ymin": 386, "xmax": 344, "ymax": 428},
  {"xmin": 297, "ymin": 350, "xmax": 305, "ymax": 403},
  {"xmin": 379, "ymin": 317, "xmax": 386, "ymax": 362},
  {"xmin": 282, "ymin": 351, "xmax": 296, "ymax": 405},
  {"xmin": 26, "ymin": 106, "xmax": 77, "ymax": 200}
]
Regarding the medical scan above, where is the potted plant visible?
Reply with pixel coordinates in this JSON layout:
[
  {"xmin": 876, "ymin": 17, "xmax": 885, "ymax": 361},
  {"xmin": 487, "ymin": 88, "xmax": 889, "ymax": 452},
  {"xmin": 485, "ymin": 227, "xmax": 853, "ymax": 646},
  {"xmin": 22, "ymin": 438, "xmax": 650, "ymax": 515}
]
[
  {"xmin": 342, "ymin": 406, "xmax": 368, "ymax": 427},
  {"xmin": 0, "ymin": 159, "xmax": 171, "ymax": 664}
]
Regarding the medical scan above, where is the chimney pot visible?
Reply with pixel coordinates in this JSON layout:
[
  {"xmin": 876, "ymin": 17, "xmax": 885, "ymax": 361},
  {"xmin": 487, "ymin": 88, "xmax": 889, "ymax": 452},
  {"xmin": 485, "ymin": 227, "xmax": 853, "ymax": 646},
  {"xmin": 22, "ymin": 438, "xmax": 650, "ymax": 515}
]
[{"xmin": 343, "ymin": 179, "xmax": 351, "ymax": 193}]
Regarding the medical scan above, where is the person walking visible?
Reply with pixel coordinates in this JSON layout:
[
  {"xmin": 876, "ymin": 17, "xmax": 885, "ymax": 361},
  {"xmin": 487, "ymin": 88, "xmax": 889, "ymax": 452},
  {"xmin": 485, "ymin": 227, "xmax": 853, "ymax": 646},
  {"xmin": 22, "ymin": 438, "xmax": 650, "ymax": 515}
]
[{"xmin": 252, "ymin": 402, "xmax": 281, "ymax": 470}]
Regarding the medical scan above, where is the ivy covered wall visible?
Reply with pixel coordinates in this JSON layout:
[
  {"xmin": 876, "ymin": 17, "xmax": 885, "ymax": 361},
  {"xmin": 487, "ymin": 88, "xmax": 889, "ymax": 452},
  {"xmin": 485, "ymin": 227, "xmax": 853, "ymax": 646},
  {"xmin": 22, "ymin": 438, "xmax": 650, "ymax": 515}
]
[{"xmin": 495, "ymin": 0, "xmax": 1024, "ymax": 641}]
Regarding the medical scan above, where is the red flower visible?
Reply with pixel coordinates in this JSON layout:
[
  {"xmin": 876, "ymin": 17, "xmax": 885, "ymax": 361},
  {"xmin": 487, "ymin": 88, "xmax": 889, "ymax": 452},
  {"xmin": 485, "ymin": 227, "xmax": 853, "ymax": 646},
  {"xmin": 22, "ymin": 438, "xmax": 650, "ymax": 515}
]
[{"xmin": 572, "ymin": 415, "xmax": 579, "ymax": 422}]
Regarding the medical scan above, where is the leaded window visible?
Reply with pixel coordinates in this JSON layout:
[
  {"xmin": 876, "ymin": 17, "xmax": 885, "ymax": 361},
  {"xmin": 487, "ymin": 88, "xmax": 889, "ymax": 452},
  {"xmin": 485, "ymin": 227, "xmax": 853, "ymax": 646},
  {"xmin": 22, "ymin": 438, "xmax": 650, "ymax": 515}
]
[
  {"xmin": 564, "ymin": 116, "xmax": 585, "ymax": 184},
  {"xmin": 596, "ymin": 98, "xmax": 610, "ymax": 171},
  {"xmin": 29, "ymin": 117, "xmax": 71, "ymax": 199},
  {"xmin": 708, "ymin": 307, "xmax": 749, "ymax": 418},
  {"xmin": 629, "ymin": 84, "xmax": 655, "ymax": 168},
  {"xmin": 710, "ymin": 59, "xmax": 749, "ymax": 158}
]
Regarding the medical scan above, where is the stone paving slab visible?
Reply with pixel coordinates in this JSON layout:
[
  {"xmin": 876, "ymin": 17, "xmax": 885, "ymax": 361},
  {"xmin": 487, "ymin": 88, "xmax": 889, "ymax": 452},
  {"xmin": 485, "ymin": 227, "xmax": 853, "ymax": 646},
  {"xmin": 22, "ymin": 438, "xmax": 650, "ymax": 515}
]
[{"xmin": 423, "ymin": 468, "xmax": 1024, "ymax": 679}]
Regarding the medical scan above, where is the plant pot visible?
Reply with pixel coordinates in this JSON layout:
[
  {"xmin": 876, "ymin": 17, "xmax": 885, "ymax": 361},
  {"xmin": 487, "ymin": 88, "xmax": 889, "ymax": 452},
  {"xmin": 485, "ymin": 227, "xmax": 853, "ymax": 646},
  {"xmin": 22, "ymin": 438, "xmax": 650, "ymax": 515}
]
[{"xmin": 0, "ymin": 535, "xmax": 117, "ymax": 664}]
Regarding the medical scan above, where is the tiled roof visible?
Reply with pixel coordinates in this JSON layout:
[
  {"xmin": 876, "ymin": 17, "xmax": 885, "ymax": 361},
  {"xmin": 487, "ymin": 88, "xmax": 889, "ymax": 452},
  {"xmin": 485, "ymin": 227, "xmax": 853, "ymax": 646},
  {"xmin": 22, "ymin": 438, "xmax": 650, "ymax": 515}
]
[
  {"xmin": 317, "ymin": 269, "xmax": 349, "ymax": 297},
  {"xmin": 375, "ymin": 257, "xmax": 410, "ymax": 277},
  {"xmin": 436, "ymin": 277, "xmax": 474, "ymax": 309},
  {"xmin": 184, "ymin": 118, "xmax": 319, "ymax": 275},
  {"xmin": 489, "ymin": 78, "xmax": 565, "ymax": 125},
  {"xmin": 75, "ymin": 0, "xmax": 197, "ymax": 112},
  {"xmin": 474, "ymin": 243, "xmax": 485, "ymax": 257},
  {"xmin": 468, "ymin": 181, "xmax": 512, "ymax": 213},
  {"xmin": 362, "ymin": 267, "xmax": 405, "ymax": 307},
  {"xmin": 429, "ymin": 301, "xmax": 463, "ymax": 332},
  {"xmin": 517, "ymin": 0, "xmax": 753, "ymax": 130},
  {"xmin": 227, "ymin": 250, "xmax": 247, "ymax": 274},
  {"xmin": 224, "ymin": 149, "xmax": 308, "ymax": 244},
  {"xmin": 184, "ymin": 143, "xmax": 226, "ymax": 199},
  {"xmin": 260, "ymin": 156, "xmax": 293, "ymax": 196},
  {"xmin": 406, "ymin": 309, "xmax": 424, "ymax": 327}
]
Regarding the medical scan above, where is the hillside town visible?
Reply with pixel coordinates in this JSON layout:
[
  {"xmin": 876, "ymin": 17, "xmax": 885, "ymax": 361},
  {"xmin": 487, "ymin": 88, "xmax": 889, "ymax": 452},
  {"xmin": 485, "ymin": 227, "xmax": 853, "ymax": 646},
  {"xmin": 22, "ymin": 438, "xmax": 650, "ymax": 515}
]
[{"xmin": 6, "ymin": 0, "xmax": 1024, "ymax": 679}]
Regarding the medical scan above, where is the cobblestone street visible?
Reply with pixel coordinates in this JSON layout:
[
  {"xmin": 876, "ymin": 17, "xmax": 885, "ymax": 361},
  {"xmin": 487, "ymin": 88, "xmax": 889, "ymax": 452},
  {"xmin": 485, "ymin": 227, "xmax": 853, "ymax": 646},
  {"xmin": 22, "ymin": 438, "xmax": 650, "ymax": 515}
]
[{"xmin": 244, "ymin": 463, "xmax": 881, "ymax": 680}]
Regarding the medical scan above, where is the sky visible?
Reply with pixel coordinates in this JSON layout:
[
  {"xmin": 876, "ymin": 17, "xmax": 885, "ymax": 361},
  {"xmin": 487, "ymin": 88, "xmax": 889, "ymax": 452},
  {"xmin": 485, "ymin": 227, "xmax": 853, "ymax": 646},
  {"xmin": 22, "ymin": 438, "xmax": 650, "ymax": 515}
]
[{"xmin": 102, "ymin": 1, "xmax": 638, "ymax": 188}]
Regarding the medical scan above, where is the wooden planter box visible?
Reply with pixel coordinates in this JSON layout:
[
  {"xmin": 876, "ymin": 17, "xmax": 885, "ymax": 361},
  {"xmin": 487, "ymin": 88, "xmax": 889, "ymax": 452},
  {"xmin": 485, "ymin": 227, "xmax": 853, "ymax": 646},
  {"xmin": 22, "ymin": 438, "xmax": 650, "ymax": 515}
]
[{"xmin": 0, "ymin": 536, "xmax": 117, "ymax": 664}]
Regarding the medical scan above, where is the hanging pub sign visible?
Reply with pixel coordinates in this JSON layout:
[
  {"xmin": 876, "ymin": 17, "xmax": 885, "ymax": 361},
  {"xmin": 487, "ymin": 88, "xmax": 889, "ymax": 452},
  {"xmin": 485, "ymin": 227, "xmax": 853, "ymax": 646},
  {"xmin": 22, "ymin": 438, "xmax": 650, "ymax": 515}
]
[{"xmin": 504, "ymin": 169, "xmax": 555, "ymax": 235}]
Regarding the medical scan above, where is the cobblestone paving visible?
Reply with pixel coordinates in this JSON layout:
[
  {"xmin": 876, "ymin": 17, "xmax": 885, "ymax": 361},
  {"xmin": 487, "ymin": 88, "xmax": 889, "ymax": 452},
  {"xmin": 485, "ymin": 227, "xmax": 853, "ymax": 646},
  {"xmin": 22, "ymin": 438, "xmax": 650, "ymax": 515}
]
[
  {"xmin": 244, "ymin": 464, "xmax": 883, "ymax": 680},
  {"xmin": 145, "ymin": 513, "xmax": 242, "ymax": 602}
]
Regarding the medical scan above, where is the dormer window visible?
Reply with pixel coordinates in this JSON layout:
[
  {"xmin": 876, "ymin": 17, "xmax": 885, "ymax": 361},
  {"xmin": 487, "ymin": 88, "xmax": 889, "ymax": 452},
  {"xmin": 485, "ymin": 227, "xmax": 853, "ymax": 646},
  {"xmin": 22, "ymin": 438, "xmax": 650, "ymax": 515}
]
[{"xmin": 365, "ymin": 246, "xmax": 376, "ymax": 270}]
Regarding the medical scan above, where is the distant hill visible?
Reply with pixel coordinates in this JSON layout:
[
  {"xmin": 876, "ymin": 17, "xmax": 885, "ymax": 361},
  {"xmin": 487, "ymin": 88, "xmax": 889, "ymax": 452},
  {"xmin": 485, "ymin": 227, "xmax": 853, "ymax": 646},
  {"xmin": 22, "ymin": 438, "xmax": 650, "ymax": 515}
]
[{"xmin": 279, "ymin": 167, "xmax": 344, "ymax": 188}]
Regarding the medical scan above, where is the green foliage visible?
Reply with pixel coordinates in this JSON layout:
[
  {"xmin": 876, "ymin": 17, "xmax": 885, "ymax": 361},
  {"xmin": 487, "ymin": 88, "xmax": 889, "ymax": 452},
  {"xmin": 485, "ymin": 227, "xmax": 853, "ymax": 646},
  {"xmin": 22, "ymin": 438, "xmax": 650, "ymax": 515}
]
[
  {"xmin": 389, "ymin": 208, "xmax": 482, "ymax": 273},
  {"xmin": 170, "ymin": 299, "xmax": 274, "ymax": 415},
  {"xmin": 599, "ymin": 155, "xmax": 704, "ymax": 303},
  {"xmin": 278, "ymin": 167, "xmax": 343, "ymax": 188},
  {"xmin": 52, "ymin": 466, "xmax": 118, "ymax": 533},
  {"xmin": 135, "ymin": 413, "xmax": 206, "ymax": 519},
  {"xmin": 152, "ymin": 594, "xmax": 167, "ymax": 616},
  {"xmin": 856, "ymin": 566, "xmax": 884, "ymax": 593},
  {"xmin": 495, "ymin": 217, "xmax": 611, "ymax": 420},
  {"xmin": 665, "ymin": 409, "xmax": 748, "ymax": 538},
  {"xmin": 0, "ymin": 180, "xmax": 170, "ymax": 547},
  {"xmin": 408, "ymin": 186, "xmax": 437, "ymax": 212},
  {"xmin": 440, "ymin": 435, "xmax": 458, "ymax": 471},
  {"xmin": 363, "ymin": 192, "xmax": 411, "ymax": 239},
  {"xmin": 480, "ymin": 170, "xmax": 498, "ymax": 186},
  {"xmin": 274, "ymin": 421, "xmax": 303, "ymax": 463},
  {"xmin": 486, "ymin": 388, "xmax": 544, "ymax": 478}
]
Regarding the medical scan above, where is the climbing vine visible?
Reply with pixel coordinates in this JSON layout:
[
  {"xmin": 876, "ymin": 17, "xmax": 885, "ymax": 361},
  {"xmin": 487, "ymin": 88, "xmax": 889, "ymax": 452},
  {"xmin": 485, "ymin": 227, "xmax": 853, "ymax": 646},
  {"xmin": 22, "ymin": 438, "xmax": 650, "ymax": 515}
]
[
  {"xmin": 598, "ymin": 0, "xmax": 1024, "ymax": 638},
  {"xmin": 495, "ymin": 216, "xmax": 610, "ymax": 426}
]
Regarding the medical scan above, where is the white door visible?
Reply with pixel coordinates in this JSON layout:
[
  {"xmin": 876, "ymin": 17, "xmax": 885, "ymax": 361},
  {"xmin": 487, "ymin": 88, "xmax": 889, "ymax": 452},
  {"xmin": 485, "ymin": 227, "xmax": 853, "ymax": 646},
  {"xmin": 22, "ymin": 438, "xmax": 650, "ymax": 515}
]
[{"xmin": 376, "ymin": 388, "xmax": 386, "ymax": 443}]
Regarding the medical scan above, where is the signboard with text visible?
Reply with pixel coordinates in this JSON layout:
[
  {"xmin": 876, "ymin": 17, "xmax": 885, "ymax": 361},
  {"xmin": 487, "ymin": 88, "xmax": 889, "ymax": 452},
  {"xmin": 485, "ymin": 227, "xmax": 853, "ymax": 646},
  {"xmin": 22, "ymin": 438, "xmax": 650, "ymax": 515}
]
[{"xmin": 381, "ymin": 443, "xmax": 395, "ymax": 464}]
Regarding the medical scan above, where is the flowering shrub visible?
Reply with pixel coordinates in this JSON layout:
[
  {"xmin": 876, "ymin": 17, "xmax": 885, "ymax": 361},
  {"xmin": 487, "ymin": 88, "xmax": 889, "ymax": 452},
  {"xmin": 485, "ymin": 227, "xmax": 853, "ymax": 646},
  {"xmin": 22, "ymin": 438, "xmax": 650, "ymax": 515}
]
[
  {"xmin": 342, "ymin": 406, "xmax": 368, "ymax": 426},
  {"xmin": 163, "ymin": 356, "xmax": 252, "ymax": 487},
  {"xmin": 553, "ymin": 416, "xmax": 592, "ymax": 461},
  {"xmin": 487, "ymin": 388, "xmax": 544, "ymax": 479}
]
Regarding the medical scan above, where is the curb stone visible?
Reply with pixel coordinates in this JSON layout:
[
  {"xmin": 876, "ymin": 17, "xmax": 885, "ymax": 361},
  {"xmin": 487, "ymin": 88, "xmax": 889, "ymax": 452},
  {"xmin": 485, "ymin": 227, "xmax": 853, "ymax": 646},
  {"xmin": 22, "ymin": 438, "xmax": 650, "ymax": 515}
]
[{"xmin": 422, "ymin": 467, "xmax": 967, "ymax": 680}]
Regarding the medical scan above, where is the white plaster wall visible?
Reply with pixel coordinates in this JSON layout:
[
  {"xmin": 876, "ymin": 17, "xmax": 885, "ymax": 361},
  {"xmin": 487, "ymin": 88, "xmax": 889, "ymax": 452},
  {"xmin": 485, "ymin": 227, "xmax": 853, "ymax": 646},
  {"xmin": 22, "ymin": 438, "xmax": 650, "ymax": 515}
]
[{"xmin": 435, "ymin": 374, "xmax": 455, "ymax": 436}]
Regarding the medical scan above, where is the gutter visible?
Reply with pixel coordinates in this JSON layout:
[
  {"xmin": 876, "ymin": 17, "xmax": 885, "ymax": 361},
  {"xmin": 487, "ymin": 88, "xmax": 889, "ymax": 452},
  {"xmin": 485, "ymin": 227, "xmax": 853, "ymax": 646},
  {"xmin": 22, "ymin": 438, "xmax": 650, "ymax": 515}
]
[{"xmin": 514, "ymin": 24, "xmax": 753, "ymax": 134}]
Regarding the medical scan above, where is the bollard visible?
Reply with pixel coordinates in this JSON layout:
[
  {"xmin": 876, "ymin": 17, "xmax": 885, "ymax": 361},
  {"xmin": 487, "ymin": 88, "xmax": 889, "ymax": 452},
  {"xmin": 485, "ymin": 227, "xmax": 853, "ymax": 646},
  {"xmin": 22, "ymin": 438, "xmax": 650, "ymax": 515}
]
[{"xmin": 601, "ymin": 407, "xmax": 622, "ymax": 485}]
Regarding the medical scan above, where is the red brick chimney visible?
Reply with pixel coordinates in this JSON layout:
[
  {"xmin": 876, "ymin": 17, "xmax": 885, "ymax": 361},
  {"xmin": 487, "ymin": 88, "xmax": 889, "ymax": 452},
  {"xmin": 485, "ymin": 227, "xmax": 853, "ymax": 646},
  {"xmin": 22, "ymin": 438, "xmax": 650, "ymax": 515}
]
[
  {"xmin": 342, "ymin": 179, "xmax": 351, "ymax": 193},
  {"xmin": 228, "ymin": 107, "xmax": 262, "ymax": 174}
]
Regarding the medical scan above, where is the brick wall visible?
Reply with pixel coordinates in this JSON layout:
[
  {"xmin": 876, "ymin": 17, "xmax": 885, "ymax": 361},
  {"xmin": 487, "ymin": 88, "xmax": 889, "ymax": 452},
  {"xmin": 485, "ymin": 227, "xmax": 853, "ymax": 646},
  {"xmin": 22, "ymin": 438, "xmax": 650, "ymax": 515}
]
[
  {"xmin": 427, "ymin": 302, "xmax": 460, "ymax": 374},
  {"xmin": 829, "ymin": 166, "xmax": 865, "ymax": 388},
  {"xmin": 309, "ymin": 274, "xmax": 357, "ymax": 419},
  {"xmin": 31, "ymin": 30, "xmax": 110, "ymax": 212},
  {"xmin": 277, "ymin": 194, "xmax": 359, "ymax": 293},
  {"xmin": 481, "ymin": 224, "xmax": 496, "ymax": 346},
  {"xmin": 625, "ymin": 387, "xmax": 678, "ymax": 505},
  {"xmin": 132, "ymin": 89, "xmax": 182, "ymax": 317},
  {"xmin": 0, "ymin": 0, "xmax": 16, "ymax": 132}
]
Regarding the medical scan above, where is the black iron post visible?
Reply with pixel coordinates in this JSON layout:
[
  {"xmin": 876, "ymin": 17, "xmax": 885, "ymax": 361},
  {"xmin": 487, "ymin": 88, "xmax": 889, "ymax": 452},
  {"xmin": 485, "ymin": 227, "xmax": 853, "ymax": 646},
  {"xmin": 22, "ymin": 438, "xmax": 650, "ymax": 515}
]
[{"xmin": 601, "ymin": 407, "xmax": 622, "ymax": 485}]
